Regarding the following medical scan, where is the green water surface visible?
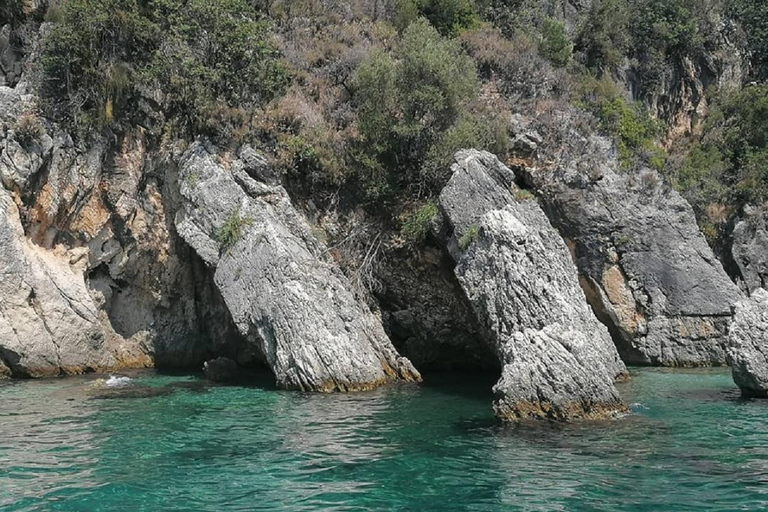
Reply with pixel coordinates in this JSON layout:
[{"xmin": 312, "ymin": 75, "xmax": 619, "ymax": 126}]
[{"xmin": 1, "ymin": 368, "xmax": 767, "ymax": 511}]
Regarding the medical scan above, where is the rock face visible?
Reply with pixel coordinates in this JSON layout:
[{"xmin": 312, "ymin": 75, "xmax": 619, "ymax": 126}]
[
  {"xmin": 0, "ymin": 186, "xmax": 148, "ymax": 376},
  {"xmin": 174, "ymin": 141, "xmax": 421, "ymax": 392},
  {"xmin": 728, "ymin": 289, "xmax": 768, "ymax": 397},
  {"xmin": 511, "ymin": 118, "xmax": 744, "ymax": 367},
  {"xmin": 732, "ymin": 206, "xmax": 768, "ymax": 294},
  {"xmin": 438, "ymin": 150, "xmax": 627, "ymax": 421}
]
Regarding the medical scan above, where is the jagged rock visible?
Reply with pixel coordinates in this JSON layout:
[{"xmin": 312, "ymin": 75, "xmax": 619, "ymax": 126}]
[
  {"xmin": 732, "ymin": 206, "xmax": 768, "ymax": 293},
  {"xmin": 438, "ymin": 150, "xmax": 627, "ymax": 421},
  {"xmin": 511, "ymin": 115, "xmax": 744, "ymax": 367},
  {"xmin": 728, "ymin": 289, "xmax": 768, "ymax": 397},
  {"xmin": 175, "ymin": 141, "xmax": 421, "ymax": 392},
  {"xmin": 203, "ymin": 357, "xmax": 241, "ymax": 383}
]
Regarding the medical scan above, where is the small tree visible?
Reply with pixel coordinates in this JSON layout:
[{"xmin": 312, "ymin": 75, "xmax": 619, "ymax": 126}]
[
  {"xmin": 540, "ymin": 18, "xmax": 571, "ymax": 68},
  {"xmin": 354, "ymin": 18, "xmax": 479, "ymax": 195}
]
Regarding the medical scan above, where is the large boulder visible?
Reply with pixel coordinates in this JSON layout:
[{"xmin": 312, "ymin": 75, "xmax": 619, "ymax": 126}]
[
  {"xmin": 728, "ymin": 289, "xmax": 768, "ymax": 397},
  {"xmin": 174, "ymin": 141, "xmax": 421, "ymax": 392},
  {"xmin": 438, "ymin": 150, "xmax": 627, "ymax": 421},
  {"xmin": 732, "ymin": 205, "xmax": 768, "ymax": 294},
  {"xmin": 511, "ymin": 117, "xmax": 744, "ymax": 367}
]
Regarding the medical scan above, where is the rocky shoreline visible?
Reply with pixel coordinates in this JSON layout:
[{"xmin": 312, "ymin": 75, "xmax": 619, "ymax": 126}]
[{"xmin": 2, "ymin": 8, "xmax": 768, "ymax": 422}]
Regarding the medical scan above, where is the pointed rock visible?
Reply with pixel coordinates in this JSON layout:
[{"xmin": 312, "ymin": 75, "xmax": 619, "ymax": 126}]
[{"xmin": 438, "ymin": 150, "xmax": 627, "ymax": 421}]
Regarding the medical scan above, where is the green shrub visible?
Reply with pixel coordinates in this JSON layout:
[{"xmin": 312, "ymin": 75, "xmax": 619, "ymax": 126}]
[
  {"xmin": 574, "ymin": 76, "xmax": 661, "ymax": 168},
  {"xmin": 458, "ymin": 223, "xmax": 479, "ymax": 250},
  {"xmin": 401, "ymin": 201, "xmax": 438, "ymax": 244},
  {"xmin": 394, "ymin": 0, "xmax": 478, "ymax": 35},
  {"xmin": 540, "ymin": 18, "xmax": 571, "ymax": 68},
  {"xmin": 728, "ymin": 0, "xmax": 768, "ymax": 79},
  {"xmin": 217, "ymin": 210, "xmax": 254, "ymax": 253},
  {"xmin": 514, "ymin": 189, "xmax": 535, "ymax": 201},
  {"xmin": 574, "ymin": 0, "xmax": 630, "ymax": 73},
  {"xmin": 421, "ymin": 111, "xmax": 506, "ymax": 190},
  {"xmin": 39, "ymin": 0, "xmax": 160, "ymax": 133}
]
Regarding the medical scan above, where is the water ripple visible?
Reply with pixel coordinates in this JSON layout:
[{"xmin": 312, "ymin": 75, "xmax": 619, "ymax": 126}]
[{"xmin": 2, "ymin": 369, "xmax": 768, "ymax": 511}]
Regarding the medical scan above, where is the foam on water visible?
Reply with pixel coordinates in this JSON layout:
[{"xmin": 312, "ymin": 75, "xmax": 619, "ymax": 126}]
[{"xmin": 105, "ymin": 375, "xmax": 133, "ymax": 387}]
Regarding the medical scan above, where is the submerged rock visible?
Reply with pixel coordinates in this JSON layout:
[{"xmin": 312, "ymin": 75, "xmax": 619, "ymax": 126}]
[
  {"xmin": 510, "ymin": 116, "xmax": 743, "ymax": 367},
  {"xmin": 203, "ymin": 357, "xmax": 241, "ymax": 383},
  {"xmin": 438, "ymin": 150, "xmax": 627, "ymax": 421},
  {"xmin": 728, "ymin": 289, "xmax": 768, "ymax": 397},
  {"xmin": 175, "ymin": 141, "xmax": 421, "ymax": 392}
]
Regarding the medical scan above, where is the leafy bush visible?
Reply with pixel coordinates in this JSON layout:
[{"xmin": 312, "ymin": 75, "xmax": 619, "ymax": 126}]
[
  {"xmin": 574, "ymin": 75, "xmax": 661, "ymax": 168},
  {"xmin": 394, "ymin": 0, "xmax": 478, "ymax": 35},
  {"xmin": 354, "ymin": 18, "xmax": 479, "ymax": 196},
  {"xmin": 38, "ymin": 0, "xmax": 286, "ymax": 136},
  {"xmin": 458, "ymin": 223, "xmax": 479, "ymax": 250},
  {"xmin": 728, "ymin": 0, "xmax": 768, "ymax": 79},
  {"xmin": 39, "ymin": 0, "xmax": 159, "ymax": 132},
  {"xmin": 574, "ymin": 0, "xmax": 630, "ymax": 73},
  {"xmin": 401, "ymin": 201, "xmax": 438, "ymax": 243},
  {"xmin": 421, "ymin": 110, "xmax": 507, "ymax": 189}
]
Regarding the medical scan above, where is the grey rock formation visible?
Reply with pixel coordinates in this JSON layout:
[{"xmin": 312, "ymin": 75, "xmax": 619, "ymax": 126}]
[
  {"xmin": 511, "ymin": 115, "xmax": 744, "ymax": 367},
  {"xmin": 175, "ymin": 141, "xmax": 421, "ymax": 392},
  {"xmin": 438, "ymin": 150, "xmax": 627, "ymax": 421},
  {"xmin": 732, "ymin": 206, "xmax": 768, "ymax": 294},
  {"xmin": 728, "ymin": 289, "xmax": 768, "ymax": 397}
]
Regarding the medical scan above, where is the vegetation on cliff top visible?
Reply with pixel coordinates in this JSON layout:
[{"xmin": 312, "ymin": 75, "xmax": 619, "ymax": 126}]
[{"xmin": 17, "ymin": 0, "xmax": 768, "ymax": 250}]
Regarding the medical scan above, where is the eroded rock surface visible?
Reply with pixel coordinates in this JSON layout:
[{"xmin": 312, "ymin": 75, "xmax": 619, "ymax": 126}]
[
  {"xmin": 728, "ymin": 289, "xmax": 768, "ymax": 397},
  {"xmin": 175, "ymin": 141, "xmax": 421, "ymax": 392},
  {"xmin": 0, "ymin": 85, "xmax": 248, "ymax": 377},
  {"xmin": 438, "ymin": 150, "xmax": 627, "ymax": 421},
  {"xmin": 511, "ymin": 117, "xmax": 743, "ymax": 367}
]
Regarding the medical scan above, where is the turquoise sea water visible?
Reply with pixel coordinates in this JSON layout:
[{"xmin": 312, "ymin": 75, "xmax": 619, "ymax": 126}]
[{"xmin": 1, "ymin": 368, "xmax": 768, "ymax": 512}]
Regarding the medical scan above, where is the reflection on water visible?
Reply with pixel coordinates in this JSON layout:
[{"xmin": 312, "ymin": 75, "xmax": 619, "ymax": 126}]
[{"xmin": 2, "ymin": 368, "xmax": 768, "ymax": 511}]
